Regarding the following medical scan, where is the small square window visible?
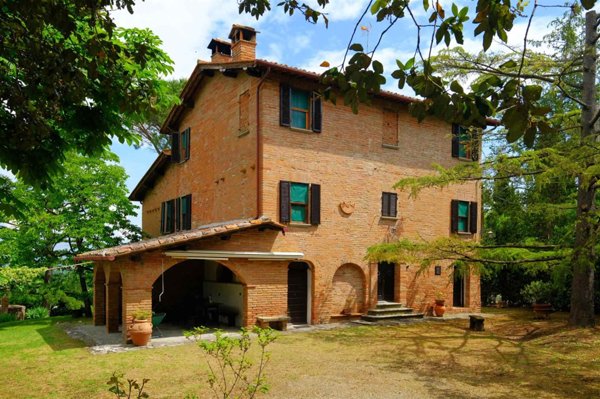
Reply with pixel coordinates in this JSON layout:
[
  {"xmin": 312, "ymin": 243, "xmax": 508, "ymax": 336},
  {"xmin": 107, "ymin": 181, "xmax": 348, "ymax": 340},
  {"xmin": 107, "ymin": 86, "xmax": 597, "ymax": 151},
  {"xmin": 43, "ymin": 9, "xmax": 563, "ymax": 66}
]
[{"xmin": 382, "ymin": 192, "xmax": 398, "ymax": 218}]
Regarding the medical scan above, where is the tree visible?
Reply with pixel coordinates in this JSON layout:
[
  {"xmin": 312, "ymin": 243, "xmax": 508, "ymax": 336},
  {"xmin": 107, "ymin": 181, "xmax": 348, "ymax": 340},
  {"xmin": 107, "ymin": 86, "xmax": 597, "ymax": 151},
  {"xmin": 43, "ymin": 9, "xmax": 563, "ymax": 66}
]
[
  {"xmin": 130, "ymin": 78, "xmax": 186, "ymax": 154},
  {"xmin": 238, "ymin": 0, "xmax": 599, "ymax": 326},
  {"xmin": 0, "ymin": 151, "xmax": 141, "ymax": 316},
  {"xmin": 0, "ymin": 0, "xmax": 173, "ymax": 185}
]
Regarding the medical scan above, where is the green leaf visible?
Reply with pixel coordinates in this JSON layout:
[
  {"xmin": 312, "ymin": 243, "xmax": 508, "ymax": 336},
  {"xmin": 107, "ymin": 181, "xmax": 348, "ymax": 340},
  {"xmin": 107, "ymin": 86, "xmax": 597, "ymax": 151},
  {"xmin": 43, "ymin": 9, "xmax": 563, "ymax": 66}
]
[
  {"xmin": 483, "ymin": 31, "xmax": 493, "ymax": 51},
  {"xmin": 405, "ymin": 57, "xmax": 415, "ymax": 70},
  {"xmin": 499, "ymin": 60, "xmax": 517, "ymax": 69},
  {"xmin": 423, "ymin": 0, "xmax": 429, "ymax": 11},
  {"xmin": 450, "ymin": 80, "xmax": 464, "ymax": 94},
  {"xmin": 459, "ymin": 6, "xmax": 468, "ymax": 18},
  {"xmin": 452, "ymin": 3, "xmax": 458, "ymax": 16},
  {"xmin": 372, "ymin": 60, "xmax": 384, "ymax": 74},
  {"xmin": 523, "ymin": 85, "xmax": 543, "ymax": 102},
  {"xmin": 349, "ymin": 43, "xmax": 364, "ymax": 52}
]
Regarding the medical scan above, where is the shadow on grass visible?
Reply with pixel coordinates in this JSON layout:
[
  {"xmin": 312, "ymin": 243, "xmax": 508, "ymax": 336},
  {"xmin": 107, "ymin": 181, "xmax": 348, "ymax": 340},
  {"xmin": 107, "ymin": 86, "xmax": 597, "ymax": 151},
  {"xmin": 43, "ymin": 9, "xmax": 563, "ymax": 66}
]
[
  {"xmin": 0, "ymin": 316, "xmax": 87, "ymax": 352},
  {"xmin": 36, "ymin": 323, "xmax": 87, "ymax": 351}
]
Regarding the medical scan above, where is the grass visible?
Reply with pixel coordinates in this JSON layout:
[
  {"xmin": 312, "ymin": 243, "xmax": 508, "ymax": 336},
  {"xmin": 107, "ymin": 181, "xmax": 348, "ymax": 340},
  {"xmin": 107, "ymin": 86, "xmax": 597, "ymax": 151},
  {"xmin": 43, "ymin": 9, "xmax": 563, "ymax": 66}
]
[{"xmin": 0, "ymin": 309, "xmax": 599, "ymax": 398}]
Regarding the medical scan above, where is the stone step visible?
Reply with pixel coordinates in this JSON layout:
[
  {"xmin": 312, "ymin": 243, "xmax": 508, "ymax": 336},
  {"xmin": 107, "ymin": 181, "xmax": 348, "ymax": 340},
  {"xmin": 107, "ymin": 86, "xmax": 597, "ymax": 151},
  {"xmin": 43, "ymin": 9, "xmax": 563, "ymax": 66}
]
[
  {"xmin": 375, "ymin": 301, "xmax": 405, "ymax": 309},
  {"xmin": 361, "ymin": 312, "xmax": 424, "ymax": 322},
  {"xmin": 367, "ymin": 307, "xmax": 414, "ymax": 316}
]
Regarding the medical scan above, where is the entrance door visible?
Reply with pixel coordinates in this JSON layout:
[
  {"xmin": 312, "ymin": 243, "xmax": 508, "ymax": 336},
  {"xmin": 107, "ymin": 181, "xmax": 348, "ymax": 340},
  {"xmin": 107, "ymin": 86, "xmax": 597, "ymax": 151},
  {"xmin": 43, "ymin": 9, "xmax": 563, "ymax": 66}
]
[
  {"xmin": 453, "ymin": 265, "xmax": 465, "ymax": 307},
  {"xmin": 288, "ymin": 262, "xmax": 309, "ymax": 324},
  {"xmin": 377, "ymin": 262, "xmax": 395, "ymax": 302}
]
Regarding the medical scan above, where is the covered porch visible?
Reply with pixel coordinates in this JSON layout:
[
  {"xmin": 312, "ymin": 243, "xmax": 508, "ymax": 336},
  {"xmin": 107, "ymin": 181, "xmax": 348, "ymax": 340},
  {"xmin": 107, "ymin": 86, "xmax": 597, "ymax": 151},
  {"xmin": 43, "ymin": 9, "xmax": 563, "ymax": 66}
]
[{"xmin": 75, "ymin": 217, "xmax": 308, "ymax": 342}]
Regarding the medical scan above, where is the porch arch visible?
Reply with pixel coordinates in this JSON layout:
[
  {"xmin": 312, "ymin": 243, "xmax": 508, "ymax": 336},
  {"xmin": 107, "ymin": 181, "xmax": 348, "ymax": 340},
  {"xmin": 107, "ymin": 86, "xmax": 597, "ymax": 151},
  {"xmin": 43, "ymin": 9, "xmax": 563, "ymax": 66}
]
[
  {"xmin": 329, "ymin": 263, "xmax": 366, "ymax": 315},
  {"xmin": 150, "ymin": 259, "xmax": 246, "ymax": 327}
]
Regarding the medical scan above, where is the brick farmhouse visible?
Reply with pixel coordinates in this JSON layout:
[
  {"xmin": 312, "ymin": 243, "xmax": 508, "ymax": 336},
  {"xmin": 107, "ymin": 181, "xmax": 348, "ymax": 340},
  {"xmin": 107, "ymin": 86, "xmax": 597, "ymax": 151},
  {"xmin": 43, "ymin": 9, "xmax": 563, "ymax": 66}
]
[{"xmin": 76, "ymin": 25, "xmax": 484, "ymax": 341}]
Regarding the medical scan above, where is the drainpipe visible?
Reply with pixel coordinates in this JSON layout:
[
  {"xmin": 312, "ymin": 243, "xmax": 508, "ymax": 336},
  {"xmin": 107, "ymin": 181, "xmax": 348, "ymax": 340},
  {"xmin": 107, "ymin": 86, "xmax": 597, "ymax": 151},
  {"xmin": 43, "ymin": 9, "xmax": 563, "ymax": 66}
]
[{"xmin": 256, "ymin": 67, "xmax": 271, "ymax": 219}]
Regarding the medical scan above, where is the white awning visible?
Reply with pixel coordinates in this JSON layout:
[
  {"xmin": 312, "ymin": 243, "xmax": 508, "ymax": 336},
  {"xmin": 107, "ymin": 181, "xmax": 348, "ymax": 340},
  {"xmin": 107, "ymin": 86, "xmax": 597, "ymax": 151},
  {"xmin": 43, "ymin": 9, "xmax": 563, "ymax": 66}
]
[{"xmin": 163, "ymin": 250, "xmax": 304, "ymax": 261}]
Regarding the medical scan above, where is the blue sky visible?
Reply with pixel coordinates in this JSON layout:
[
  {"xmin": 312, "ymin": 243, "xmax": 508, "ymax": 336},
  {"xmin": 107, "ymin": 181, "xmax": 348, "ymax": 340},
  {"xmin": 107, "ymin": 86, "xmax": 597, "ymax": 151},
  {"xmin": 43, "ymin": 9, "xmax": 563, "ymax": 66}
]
[{"xmin": 111, "ymin": 0, "xmax": 578, "ymax": 227}]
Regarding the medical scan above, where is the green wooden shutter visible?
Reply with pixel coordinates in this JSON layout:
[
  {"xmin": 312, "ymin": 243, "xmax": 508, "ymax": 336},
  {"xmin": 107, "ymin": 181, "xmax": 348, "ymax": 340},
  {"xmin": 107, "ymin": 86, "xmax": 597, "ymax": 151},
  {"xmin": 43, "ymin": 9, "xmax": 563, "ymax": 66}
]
[
  {"xmin": 280, "ymin": 84, "xmax": 290, "ymax": 127},
  {"xmin": 171, "ymin": 133, "xmax": 181, "ymax": 163},
  {"xmin": 382, "ymin": 193, "xmax": 390, "ymax": 217},
  {"xmin": 451, "ymin": 124, "xmax": 459, "ymax": 158},
  {"xmin": 182, "ymin": 128, "xmax": 190, "ymax": 161},
  {"xmin": 175, "ymin": 197, "xmax": 181, "ymax": 231},
  {"xmin": 450, "ymin": 199, "xmax": 459, "ymax": 233},
  {"xmin": 311, "ymin": 92, "xmax": 322, "ymax": 133},
  {"xmin": 469, "ymin": 201, "xmax": 478, "ymax": 234},
  {"xmin": 310, "ymin": 184, "xmax": 321, "ymax": 225},
  {"xmin": 390, "ymin": 193, "xmax": 398, "ymax": 217},
  {"xmin": 279, "ymin": 181, "xmax": 291, "ymax": 223},
  {"xmin": 182, "ymin": 194, "xmax": 192, "ymax": 230}
]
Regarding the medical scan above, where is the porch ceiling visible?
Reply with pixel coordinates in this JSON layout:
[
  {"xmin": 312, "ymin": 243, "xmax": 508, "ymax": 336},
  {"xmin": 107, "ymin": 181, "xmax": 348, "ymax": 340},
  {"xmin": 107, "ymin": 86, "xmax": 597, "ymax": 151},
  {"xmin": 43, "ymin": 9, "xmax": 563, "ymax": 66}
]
[{"xmin": 164, "ymin": 250, "xmax": 304, "ymax": 261}]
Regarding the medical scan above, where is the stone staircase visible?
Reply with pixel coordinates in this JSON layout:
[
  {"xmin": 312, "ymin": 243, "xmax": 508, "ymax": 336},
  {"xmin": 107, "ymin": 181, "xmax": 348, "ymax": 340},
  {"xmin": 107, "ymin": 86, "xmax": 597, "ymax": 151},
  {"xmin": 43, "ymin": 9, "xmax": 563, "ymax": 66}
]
[{"xmin": 358, "ymin": 301, "xmax": 424, "ymax": 324}]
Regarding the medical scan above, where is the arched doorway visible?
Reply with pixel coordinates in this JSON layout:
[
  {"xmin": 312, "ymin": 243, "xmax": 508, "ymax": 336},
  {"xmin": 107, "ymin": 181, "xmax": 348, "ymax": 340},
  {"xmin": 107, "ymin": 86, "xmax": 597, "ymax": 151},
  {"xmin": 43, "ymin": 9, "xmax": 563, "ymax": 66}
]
[
  {"xmin": 151, "ymin": 260, "xmax": 245, "ymax": 328},
  {"xmin": 330, "ymin": 264, "xmax": 366, "ymax": 314},
  {"xmin": 287, "ymin": 262, "xmax": 311, "ymax": 324}
]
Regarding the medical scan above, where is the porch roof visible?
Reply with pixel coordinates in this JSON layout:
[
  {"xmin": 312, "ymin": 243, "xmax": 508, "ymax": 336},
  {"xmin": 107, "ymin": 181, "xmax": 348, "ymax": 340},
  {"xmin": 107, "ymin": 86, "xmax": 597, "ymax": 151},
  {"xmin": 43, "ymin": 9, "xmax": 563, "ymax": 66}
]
[{"xmin": 74, "ymin": 217, "xmax": 284, "ymax": 262}]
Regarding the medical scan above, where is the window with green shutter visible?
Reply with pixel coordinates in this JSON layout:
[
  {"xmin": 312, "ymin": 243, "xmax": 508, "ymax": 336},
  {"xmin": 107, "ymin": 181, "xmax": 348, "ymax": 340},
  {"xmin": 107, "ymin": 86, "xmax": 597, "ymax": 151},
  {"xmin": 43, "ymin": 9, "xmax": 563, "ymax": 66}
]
[
  {"xmin": 290, "ymin": 182, "xmax": 309, "ymax": 223},
  {"xmin": 279, "ymin": 181, "xmax": 321, "ymax": 225},
  {"xmin": 451, "ymin": 199, "xmax": 478, "ymax": 234},
  {"xmin": 290, "ymin": 89, "xmax": 310, "ymax": 129},
  {"xmin": 452, "ymin": 124, "xmax": 479, "ymax": 161},
  {"xmin": 457, "ymin": 201, "xmax": 469, "ymax": 233},
  {"xmin": 280, "ymin": 84, "xmax": 322, "ymax": 132}
]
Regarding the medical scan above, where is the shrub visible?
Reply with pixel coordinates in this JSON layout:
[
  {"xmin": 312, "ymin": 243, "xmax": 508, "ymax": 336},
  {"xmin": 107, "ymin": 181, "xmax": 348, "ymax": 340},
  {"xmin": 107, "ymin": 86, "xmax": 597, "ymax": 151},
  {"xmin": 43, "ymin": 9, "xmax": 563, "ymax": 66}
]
[
  {"xmin": 25, "ymin": 306, "xmax": 49, "ymax": 319},
  {"xmin": 0, "ymin": 313, "xmax": 17, "ymax": 323},
  {"xmin": 107, "ymin": 372, "xmax": 149, "ymax": 398},
  {"xmin": 521, "ymin": 281, "xmax": 553, "ymax": 305},
  {"xmin": 185, "ymin": 326, "xmax": 277, "ymax": 399},
  {"xmin": 131, "ymin": 310, "xmax": 151, "ymax": 320}
]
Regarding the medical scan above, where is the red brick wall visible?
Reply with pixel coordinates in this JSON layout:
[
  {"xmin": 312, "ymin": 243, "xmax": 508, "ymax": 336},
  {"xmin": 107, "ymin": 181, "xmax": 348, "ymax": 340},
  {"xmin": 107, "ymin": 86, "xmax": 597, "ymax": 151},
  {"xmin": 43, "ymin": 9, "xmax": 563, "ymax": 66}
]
[{"xmin": 141, "ymin": 72, "xmax": 259, "ymax": 236}]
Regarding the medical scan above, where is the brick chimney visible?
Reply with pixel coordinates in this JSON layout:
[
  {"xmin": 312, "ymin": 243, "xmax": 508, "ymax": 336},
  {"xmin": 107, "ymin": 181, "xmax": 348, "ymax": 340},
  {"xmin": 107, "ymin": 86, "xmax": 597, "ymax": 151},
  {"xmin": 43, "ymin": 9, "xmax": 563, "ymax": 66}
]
[
  {"xmin": 208, "ymin": 38, "xmax": 232, "ymax": 63},
  {"xmin": 228, "ymin": 25, "xmax": 257, "ymax": 62}
]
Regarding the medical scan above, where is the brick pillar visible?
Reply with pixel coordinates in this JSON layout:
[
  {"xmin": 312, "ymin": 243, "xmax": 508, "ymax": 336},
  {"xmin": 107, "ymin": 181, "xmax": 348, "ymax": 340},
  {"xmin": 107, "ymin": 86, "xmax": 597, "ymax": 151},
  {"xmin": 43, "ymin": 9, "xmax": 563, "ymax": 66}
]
[
  {"xmin": 121, "ymin": 288, "xmax": 152, "ymax": 343},
  {"xmin": 368, "ymin": 263, "xmax": 378, "ymax": 308},
  {"xmin": 106, "ymin": 281, "xmax": 120, "ymax": 333},
  {"xmin": 93, "ymin": 266, "xmax": 106, "ymax": 326}
]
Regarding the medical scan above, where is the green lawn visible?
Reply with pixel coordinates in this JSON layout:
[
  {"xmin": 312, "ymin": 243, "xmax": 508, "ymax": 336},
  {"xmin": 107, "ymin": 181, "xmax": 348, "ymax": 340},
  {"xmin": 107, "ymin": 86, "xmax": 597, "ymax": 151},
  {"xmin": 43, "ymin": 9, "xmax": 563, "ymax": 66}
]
[{"xmin": 1, "ymin": 309, "xmax": 599, "ymax": 398}]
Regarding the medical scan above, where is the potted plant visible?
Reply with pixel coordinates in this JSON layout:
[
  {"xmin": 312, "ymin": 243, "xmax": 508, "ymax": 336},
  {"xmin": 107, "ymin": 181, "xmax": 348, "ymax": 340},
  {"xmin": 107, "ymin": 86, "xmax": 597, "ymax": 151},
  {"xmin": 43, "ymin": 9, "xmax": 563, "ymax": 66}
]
[
  {"xmin": 128, "ymin": 310, "xmax": 152, "ymax": 346},
  {"xmin": 433, "ymin": 291, "xmax": 446, "ymax": 317},
  {"xmin": 521, "ymin": 281, "xmax": 553, "ymax": 318}
]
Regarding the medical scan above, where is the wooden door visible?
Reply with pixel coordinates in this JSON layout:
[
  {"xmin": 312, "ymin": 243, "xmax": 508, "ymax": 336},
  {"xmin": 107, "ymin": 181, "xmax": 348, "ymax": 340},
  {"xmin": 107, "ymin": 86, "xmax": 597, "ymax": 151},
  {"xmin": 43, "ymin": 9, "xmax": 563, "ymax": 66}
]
[
  {"xmin": 288, "ymin": 262, "xmax": 308, "ymax": 324},
  {"xmin": 453, "ymin": 265, "xmax": 465, "ymax": 307},
  {"xmin": 377, "ymin": 262, "xmax": 395, "ymax": 302}
]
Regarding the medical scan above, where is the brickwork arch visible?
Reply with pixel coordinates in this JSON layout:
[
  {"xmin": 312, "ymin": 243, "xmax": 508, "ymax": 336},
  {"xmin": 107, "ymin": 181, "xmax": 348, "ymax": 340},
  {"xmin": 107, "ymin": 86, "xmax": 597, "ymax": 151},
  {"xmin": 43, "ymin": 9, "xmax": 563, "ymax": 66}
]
[{"xmin": 328, "ymin": 263, "xmax": 366, "ymax": 315}]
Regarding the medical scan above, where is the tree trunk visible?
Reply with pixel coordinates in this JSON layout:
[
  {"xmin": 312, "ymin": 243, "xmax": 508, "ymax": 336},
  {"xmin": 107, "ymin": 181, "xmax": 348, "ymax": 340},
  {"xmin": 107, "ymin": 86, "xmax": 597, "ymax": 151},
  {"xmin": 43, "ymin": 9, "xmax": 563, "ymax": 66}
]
[
  {"xmin": 569, "ymin": 10, "xmax": 597, "ymax": 327},
  {"xmin": 77, "ymin": 266, "xmax": 93, "ymax": 318}
]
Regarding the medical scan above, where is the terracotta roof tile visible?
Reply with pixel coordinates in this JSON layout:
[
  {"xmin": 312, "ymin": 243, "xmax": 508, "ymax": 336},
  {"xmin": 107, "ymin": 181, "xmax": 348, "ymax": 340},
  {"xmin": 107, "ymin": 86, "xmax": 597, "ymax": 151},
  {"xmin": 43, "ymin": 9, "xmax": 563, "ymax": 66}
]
[{"xmin": 74, "ymin": 217, "xmax": 284, "ymax": 261}]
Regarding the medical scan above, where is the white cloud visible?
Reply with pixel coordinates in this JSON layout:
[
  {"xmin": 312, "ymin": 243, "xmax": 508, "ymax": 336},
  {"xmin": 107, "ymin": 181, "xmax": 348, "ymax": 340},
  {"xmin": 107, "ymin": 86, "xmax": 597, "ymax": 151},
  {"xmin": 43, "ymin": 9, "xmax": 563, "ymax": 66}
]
[{"xmin": 307, "ymin": 0, "xmax": 370, "ymax": 22}]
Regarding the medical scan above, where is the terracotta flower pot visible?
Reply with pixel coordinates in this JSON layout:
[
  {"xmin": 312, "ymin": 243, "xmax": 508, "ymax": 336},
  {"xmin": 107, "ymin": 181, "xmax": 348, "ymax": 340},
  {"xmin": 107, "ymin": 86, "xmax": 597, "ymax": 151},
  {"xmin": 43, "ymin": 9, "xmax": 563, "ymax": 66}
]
[
  {"xmin": 128, "ymin": 318, "xmax": 152, "ymax": 346},
  {"xmin": 434, "ymin": 299, "xmax": 446, "ymax": 317}
]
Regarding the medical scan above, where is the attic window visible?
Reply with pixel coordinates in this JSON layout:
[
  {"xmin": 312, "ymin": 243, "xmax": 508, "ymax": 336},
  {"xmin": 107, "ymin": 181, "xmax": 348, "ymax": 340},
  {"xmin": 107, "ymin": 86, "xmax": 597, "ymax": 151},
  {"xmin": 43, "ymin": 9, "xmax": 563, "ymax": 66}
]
[{"xmin": 171, "ymin": 128, "xmax": 190, "ymax": 163}]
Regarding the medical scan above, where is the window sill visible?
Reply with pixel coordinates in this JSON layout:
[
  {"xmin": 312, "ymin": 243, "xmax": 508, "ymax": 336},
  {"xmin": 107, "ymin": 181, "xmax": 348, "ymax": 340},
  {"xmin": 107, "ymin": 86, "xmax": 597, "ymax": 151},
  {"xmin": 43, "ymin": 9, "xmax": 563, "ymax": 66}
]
[
  {"xmin": 455, "ymin": 231, "xmax": 474, "ymax": 236},
  {"xmin": 456, "ymin": 157, "xmax": 476, "ymax": 162},
  {"xmin": 288, "ymin": 222, "xmax": 314, "ymax": 228},
  {"xmin": 382, "ymin": 144, "xmax": 399, "ymax": 150},
  {"xmin": 380, "ymin": 216, "xmax": 398, "ymax": 221},
  {"xmin": 289, "ymin": 127, "xmax": 316, "ymax": 134}
]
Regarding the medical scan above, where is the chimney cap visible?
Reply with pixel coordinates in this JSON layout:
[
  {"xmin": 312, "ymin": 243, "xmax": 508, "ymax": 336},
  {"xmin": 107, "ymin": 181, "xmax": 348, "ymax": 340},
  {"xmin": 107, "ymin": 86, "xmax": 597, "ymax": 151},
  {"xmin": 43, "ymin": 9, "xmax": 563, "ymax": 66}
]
[
  {"xmin": 207, "ymin": 38, "xmax": 232, "ymax": 55},
  {"xmin": 228, "ymin": 24, "xmax": 258, "ymax": 41}
]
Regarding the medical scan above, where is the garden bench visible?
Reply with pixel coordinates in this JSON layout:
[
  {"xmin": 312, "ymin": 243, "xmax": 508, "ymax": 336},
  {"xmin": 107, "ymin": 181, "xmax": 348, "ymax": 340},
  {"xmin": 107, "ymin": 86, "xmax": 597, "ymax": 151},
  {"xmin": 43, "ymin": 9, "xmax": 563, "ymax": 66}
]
[{"xmin": 256, "ymin": 315, "xmax": 290, "ymax": 331}]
